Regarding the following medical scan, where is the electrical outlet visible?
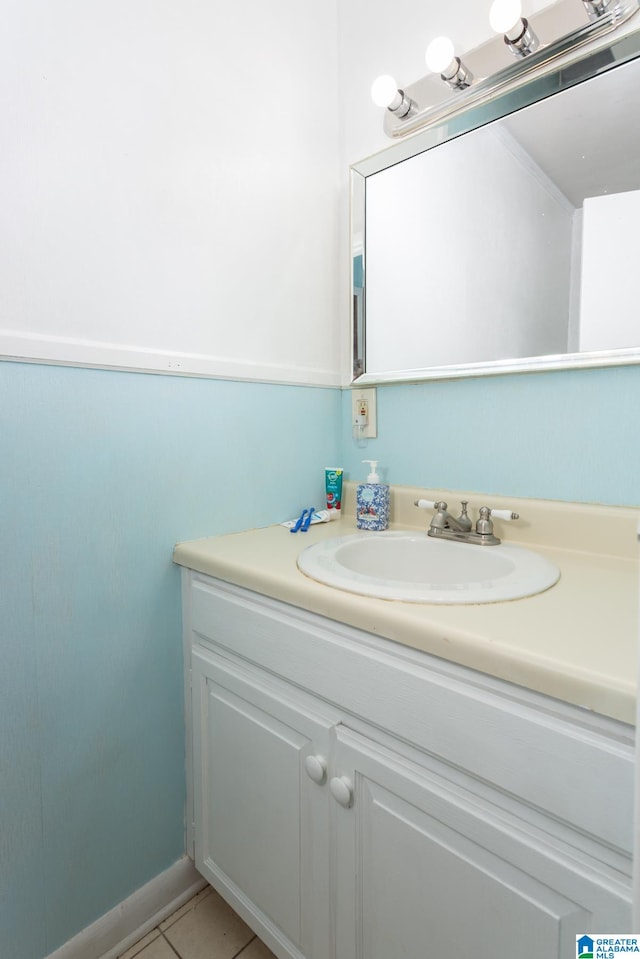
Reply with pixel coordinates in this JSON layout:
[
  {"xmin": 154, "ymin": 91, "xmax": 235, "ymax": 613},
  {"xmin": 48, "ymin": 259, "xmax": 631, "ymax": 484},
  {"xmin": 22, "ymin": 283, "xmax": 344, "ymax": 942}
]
[{"xmin": 351, "ymin": 387, "xmax": 377, "ymax": 438}]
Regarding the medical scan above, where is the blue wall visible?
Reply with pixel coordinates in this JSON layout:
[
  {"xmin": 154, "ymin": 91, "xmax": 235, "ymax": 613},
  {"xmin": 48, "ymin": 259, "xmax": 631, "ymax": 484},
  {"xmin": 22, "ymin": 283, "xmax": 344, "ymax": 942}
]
[
  {"xmin": 0, "ymin": 361, "xmax": 340, "ymax": 959},
  {"xmin": 341, "ymin": 365, "xmax": 640, "ymax": 507}
]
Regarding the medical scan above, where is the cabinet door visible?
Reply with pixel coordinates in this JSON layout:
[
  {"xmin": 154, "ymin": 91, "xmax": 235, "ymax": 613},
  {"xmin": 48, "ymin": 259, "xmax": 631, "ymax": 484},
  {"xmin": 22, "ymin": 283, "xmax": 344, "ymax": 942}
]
[
  {"xmin": 331, "ymin": 726, "xmax": 630, "ymax": 959},
  {"xmin": 192, "ymin": 646, "xmax": 336, "ymax": 959}
]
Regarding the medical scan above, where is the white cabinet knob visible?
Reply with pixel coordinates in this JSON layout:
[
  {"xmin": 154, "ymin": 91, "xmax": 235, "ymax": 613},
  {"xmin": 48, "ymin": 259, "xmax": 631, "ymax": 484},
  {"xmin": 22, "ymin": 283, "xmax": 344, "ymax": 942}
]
[
  {"xmin": 329, "ymin": 776, "xmax": 354, "ymax": 808},
  {"xmin": 304, "ymin": 755, "xmax": 327, "ymax": 785}
]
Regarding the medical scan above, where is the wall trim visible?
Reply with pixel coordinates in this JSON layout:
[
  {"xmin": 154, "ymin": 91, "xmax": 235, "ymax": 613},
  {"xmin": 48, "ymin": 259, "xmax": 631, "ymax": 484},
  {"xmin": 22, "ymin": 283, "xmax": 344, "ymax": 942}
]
[
  {"xmin": 45, "ymin": 857, "xmax": 206, "ymax": 959},
  {"xmin": 0, "ymin": 331, "xmax": 342, "ymax": 388}
]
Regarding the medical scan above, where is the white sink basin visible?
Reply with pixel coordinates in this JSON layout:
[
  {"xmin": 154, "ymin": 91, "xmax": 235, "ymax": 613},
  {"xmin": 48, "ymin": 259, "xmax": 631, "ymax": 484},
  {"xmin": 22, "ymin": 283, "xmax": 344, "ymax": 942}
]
[{"xmin": 297, "ymin": 531, "xmax": 560, "ymax": 604}]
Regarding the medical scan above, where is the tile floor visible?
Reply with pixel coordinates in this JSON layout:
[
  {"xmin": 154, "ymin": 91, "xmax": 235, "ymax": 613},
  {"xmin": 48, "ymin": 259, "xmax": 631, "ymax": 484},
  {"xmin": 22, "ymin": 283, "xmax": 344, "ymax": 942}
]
[{"xmin": 118, "ymin": 885, "xmax": 277, "ymax": 959}]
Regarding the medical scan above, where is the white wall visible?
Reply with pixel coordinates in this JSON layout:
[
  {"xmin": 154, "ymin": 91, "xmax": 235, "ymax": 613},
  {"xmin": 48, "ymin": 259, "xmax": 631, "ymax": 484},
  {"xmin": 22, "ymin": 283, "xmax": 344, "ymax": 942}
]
[
  {"xmin": 0, "ymin": 0, "xmax": 564, "ymax": 389},
  {"xmin": 0, "ymin": 1, "xmax": 342, "ymax": 386}
]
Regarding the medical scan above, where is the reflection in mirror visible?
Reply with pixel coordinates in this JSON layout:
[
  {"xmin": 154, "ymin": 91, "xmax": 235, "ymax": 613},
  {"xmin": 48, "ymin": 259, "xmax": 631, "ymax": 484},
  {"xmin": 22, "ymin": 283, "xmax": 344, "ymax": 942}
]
[{"xmin": 353, "ymin": 35, "xmax": 640, "ymax": 383}]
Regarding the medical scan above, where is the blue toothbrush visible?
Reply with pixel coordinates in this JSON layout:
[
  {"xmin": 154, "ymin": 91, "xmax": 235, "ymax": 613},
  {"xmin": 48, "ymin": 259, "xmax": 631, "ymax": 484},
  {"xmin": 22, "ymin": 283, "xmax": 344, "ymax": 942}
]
[
  {"xmin": 290, "ymin": 508, "xmax": 309, "ymax": 533},
  {"xmin": 300, "ymin": 508, "xmax": 315, "ymax": 532}
]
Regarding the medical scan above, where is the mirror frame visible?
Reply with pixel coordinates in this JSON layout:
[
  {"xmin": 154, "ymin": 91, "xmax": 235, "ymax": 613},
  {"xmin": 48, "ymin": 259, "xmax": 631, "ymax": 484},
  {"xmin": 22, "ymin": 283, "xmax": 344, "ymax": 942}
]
[{"xmin": 351, "ymin": 21, "xmax": 640, "ymax": 385}]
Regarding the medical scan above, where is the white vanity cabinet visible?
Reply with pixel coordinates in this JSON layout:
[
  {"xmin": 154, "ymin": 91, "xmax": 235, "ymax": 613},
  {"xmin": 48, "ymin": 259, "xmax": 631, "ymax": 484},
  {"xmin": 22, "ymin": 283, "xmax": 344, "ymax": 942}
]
[
  {"xmin": 191, "ymin": 645, "xmax": 336, "ymax": 959},
  {"xmin": 331, "ymin": 725, "xmax": 629, "ymax": 959},
  {"xmin": 183, "ymin": 571, "xmax": 635, "ymax": 959}
]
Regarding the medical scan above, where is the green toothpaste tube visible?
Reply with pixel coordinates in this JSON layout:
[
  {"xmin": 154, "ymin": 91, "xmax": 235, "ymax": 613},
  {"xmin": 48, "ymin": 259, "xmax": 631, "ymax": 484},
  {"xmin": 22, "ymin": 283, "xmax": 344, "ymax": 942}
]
[{"xmin": 325, "ymin": 467, "xmax": 343, "ymax": 512}]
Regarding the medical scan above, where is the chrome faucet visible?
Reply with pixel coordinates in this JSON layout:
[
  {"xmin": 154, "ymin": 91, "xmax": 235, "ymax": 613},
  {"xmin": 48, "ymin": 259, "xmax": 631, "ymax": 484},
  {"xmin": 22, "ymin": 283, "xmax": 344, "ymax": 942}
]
[{"xmin": 414, "ymin": 499, "xmax": 519, "ymax": 546}]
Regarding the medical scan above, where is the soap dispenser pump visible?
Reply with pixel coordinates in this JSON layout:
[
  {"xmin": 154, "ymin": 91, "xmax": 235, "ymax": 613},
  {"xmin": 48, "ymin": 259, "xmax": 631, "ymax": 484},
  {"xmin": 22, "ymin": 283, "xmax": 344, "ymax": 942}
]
[{"xmin": 356, "ymin": 460, "xmax": 390, "ymax": 531}]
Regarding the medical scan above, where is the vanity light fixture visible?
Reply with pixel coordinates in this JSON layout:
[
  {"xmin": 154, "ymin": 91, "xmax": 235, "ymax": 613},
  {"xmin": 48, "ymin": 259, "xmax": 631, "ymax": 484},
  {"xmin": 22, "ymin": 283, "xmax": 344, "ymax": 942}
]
[
  {"xmin": 489, "ymin": 0, "xmax": 540, "ymax": 56},
  {"xmin": 370, "ymin": 74, "xmax": 417, "ymax": 118},
  {"xmin": 425, "ymin": 36, "xmax": 474, "ymax": 89},
  {"xmin": 583, "ymin": 0, "xmax": 619, "ymax": 20},
  {"xmin": 371, "ymin": 0, "xmax": 640, "ymax": 139}
]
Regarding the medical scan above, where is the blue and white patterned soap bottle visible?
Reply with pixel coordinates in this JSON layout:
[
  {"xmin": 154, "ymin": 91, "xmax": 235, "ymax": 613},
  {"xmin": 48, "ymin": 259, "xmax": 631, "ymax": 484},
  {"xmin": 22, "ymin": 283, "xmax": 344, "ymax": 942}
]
[{"xmin": 356, "ymin": 460, "xmax": 390, "ymax": 531}]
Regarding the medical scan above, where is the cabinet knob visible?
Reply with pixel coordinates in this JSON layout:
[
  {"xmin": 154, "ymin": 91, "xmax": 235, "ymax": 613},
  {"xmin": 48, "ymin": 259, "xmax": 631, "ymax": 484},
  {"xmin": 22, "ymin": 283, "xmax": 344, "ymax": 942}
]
[
  {"xmin": 329, "ymin": 776, "xmax": 354, "ymax": 808},
  {"xmin": 304, "ymin": 754, "xmax": 327, "ymax": 785}
]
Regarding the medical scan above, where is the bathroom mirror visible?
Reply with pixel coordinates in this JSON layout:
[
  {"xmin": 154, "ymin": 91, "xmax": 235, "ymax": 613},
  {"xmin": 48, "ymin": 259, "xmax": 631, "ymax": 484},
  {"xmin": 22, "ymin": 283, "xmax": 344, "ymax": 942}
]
[{"xmin": 352, "ymin": 27, "xmax": 640, "ymax": 383}]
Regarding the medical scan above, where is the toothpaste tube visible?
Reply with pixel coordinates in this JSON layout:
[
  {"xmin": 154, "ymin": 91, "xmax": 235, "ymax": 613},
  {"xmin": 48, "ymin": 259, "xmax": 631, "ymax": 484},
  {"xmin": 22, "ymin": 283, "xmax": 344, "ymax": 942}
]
[
  {"xmin": 325, "ymin": 467, "xmax": 343, "ymax": 513},
  {"xmin": 281, "ymin": 509, "xmax": 337, "ymax": 530}
]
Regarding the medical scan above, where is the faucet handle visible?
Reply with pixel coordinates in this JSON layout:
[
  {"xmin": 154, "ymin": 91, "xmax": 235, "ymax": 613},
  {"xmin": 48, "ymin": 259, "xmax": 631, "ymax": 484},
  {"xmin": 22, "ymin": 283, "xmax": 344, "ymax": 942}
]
[
  {"xmin": 476, "ymin": 506, "xmax": 519, "ymax": 542},
  {"xmin": 414, "ymin": 499, "xmax": 438, "ymax": 510},
  {"xmin": 488, "ymin": 508, "xmax": 520, "ymax": 521}
]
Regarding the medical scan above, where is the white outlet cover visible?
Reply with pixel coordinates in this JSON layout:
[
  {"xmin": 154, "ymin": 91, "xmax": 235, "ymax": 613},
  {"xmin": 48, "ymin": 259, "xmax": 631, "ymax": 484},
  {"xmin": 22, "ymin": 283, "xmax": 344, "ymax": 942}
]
[{"xmin": 351, "ymin": 387, "xmax": 377, "ymax": 438}]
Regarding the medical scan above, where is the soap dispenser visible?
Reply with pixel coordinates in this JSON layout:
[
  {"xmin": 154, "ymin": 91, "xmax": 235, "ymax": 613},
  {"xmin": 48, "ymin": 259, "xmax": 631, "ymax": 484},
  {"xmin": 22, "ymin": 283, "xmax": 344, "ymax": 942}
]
[{"xmin": 356, "ymin": 460, "xmax": 390, "ymax": 531}]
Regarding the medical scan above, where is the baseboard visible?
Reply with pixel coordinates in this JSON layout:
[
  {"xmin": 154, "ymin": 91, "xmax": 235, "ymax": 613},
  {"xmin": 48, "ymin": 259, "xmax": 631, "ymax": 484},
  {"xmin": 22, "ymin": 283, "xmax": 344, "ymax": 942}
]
[{"xmin": 45, "ymin": 857, "xmax": 207, "ymax": 959}]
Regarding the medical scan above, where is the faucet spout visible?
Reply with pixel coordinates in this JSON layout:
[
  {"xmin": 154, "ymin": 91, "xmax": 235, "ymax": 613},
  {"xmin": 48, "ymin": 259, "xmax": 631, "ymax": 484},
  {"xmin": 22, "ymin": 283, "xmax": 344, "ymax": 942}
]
[{"xmin": 430, "ymin": 501, "xmax": 472, "ymax": 534}]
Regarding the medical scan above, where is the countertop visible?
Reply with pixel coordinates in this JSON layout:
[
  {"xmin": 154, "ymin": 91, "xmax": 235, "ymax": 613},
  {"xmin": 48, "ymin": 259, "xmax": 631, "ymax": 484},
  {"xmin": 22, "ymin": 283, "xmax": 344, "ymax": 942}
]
[{"xmin": 174, "ymin": 484, "xmax": 639, "ymax": 725}]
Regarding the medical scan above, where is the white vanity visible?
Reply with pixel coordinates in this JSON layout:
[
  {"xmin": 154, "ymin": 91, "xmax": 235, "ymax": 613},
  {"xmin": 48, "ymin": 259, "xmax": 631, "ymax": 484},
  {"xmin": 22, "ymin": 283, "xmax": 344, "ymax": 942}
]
[{"xmin": 174, "ymin": 485, "xmax": 638, "ymax": 959}]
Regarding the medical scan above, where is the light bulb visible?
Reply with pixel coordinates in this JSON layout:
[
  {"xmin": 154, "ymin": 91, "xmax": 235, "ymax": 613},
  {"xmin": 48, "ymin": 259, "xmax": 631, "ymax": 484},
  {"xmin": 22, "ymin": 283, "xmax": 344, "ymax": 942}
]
[
  {"xmin": 425, "ymin": 36, "xmax": 456, "ymax": 75},
  {"xmin": 489, "ymin": 0, "xmax": 523, "ymax": 36},
  {"xmin": 371, "ymin": 74, "xmax": 400, "ymax": 109}
]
